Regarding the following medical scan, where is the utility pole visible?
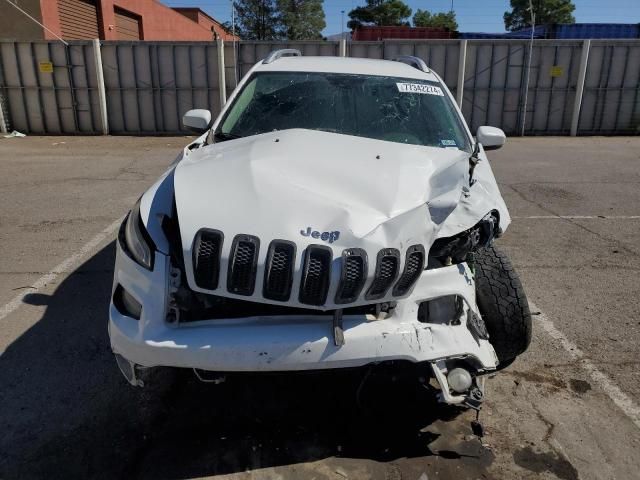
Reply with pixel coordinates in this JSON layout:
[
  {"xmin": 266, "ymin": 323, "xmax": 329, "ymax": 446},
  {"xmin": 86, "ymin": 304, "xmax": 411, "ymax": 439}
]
[
  {"xmin": 520, "ymin": 0, "xmax": 535, "ymax": 136},
  {"xmin": 341, "ymin": 10, "xmax": 345, "ymax": 39},
  {"xmin": 231, "ymin": 1, "xmax": 236, "ymax": 38},
  {"xmin": 232, "ymin": 1, "xmax": 238, "ymax": 87}
]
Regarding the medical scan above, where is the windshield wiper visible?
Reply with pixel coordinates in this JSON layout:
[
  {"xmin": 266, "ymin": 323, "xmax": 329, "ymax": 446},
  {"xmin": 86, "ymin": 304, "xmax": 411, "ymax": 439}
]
[{"xmin": 213, "ymin": 131, "xmax": 242, "ymax": 143}]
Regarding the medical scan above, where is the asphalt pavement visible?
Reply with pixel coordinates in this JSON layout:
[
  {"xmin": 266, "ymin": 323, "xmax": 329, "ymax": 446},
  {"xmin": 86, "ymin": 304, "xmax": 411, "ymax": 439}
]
[{"xmin": 0, "ymin": 135, "xmax": 639, "ymax": 479}]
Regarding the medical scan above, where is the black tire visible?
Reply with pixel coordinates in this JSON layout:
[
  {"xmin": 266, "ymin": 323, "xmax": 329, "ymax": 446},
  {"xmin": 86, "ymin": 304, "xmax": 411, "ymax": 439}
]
[{"xmin": 474, "ymin": 245, "xmax": 532, "ymax": 368}]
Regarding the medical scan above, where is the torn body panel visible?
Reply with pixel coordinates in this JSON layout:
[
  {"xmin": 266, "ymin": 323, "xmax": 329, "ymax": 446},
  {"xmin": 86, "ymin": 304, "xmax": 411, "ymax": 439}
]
[
  {"xmin": 436, "ymin": 145, "xmax": 511, "ymax": 239},
  {"xmin": 110, "ymin": 242, "xmax": 498, "ymax": 373}
]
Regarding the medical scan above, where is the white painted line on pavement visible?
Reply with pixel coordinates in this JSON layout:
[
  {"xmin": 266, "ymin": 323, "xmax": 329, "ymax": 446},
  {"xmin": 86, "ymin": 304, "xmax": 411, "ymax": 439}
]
[
  {"xmin": 0, "ymin": 217, "xmax": 123, "ymax": 324},
  {"xmin": 513, "ymin": 215, "xmax": 640, "ymax": 219},
  {"xmin": 532, "ymin": 301, "xmax": 640, "ymax": 430}
]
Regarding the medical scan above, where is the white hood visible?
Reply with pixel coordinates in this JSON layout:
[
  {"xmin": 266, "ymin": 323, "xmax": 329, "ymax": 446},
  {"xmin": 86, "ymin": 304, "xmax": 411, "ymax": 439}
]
[{"xmin": 174, "ymin": 129, "xmax": 470, "ymax": 308}]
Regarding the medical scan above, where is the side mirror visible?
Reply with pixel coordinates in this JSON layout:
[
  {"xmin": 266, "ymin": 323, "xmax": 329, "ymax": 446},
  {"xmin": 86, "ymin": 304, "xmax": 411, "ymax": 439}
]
[
  {"xmin": 476, "ymin": 126, "xmax": 506, "ymax": 150},
  {"xmin": 182, "ymin": 109, "xmax": 211, "ymax": 132}
]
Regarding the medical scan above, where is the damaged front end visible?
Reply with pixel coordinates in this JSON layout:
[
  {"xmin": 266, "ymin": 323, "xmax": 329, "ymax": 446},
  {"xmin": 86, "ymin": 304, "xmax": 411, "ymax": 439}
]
[
  {"xmin": 109, "ymin": 130, "xmax": 517, "ymax": 410},
  {"xmin": 428, "ymin": 212, "xmax": 500, "ymax": 269}
]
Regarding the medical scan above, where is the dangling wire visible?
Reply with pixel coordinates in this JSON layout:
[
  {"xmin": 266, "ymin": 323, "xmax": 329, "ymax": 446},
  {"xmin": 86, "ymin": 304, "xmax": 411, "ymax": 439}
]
[{"xmin": 3, "ymin": 0, "xmax": 68, "ymax": 45}]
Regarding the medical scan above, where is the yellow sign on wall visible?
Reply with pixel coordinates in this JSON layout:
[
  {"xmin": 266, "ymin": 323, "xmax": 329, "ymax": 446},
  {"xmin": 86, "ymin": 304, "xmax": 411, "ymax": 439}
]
[
  {"xmin": 39, "ymin": 61, "xmax": 53, "ymax": 73},
  {"xmin": 550, "ymin": 65, "xmax": 564, "ymax": 77}
]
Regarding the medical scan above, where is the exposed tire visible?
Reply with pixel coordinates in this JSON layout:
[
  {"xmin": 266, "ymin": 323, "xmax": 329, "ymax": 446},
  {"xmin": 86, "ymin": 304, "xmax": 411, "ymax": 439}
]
[{"xmin": 474, "ymin": 245, "xmax": 532, "ymax": 368}]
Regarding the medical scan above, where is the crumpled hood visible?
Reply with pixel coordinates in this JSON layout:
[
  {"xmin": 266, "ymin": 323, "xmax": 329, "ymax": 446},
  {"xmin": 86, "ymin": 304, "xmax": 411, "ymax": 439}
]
[
  {"xmin": 176, "ymin": 129, "xmax": 468, "ymax": 243},
  {"xmin": 174, "ymin": 129, "xmax": 470, "ymax": 307}
]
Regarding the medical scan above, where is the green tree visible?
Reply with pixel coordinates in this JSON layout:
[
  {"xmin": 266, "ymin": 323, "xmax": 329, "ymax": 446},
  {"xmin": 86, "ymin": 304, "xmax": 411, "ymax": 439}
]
[
  {"xmin": 234, "ymin": 0, "xmax": 281, "ymax": 40},
  {"xmin": 277, "ymin": 0, "xmax": 326, "ymax": 40},
  {"xmin": 412, "ymin": 10, "xmax": 457, "ymax": 30},
  {"xmin": 504, "ymin": 0, "xmax": 575, "ymax": 31},
  {"xmin": 347, "ymin": 0, "xmax": 412, "ymax": 29}
]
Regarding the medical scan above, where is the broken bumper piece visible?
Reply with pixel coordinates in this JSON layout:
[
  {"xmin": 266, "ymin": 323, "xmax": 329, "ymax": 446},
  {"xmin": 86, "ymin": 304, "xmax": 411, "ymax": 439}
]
[{"xmin": 109, "ymin": 243, "xmax": 498, "ymax": 400}]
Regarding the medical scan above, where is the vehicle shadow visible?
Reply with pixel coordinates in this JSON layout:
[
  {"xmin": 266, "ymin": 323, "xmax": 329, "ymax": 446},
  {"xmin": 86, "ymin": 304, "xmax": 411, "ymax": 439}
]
[{"xmin": 0, "ymin": 242, "xmax": 485, "ymax": 480}]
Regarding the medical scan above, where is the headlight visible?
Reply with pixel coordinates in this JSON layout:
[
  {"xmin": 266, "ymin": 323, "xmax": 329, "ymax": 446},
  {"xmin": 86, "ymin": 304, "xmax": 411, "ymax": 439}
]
[{"xmin": 122, "ymin": 200, "xmax": 154, "ymax": 270}]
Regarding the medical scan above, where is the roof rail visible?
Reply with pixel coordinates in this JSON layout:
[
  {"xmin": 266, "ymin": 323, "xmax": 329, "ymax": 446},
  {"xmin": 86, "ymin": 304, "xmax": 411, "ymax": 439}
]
[
  {"xmin": 263, "ymin": 49, "xmax": 302, "ymax": 64},
  {"xmin": 393, "ymin": 55, "xmax": 430, "ymax": 73}
]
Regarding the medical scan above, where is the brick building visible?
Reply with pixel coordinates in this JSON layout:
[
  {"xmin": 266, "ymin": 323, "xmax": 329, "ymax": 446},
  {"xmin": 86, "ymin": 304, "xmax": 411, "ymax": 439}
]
[{"xmin": 1, "ymin": 0, "xmax": 238, "ymax": 41}]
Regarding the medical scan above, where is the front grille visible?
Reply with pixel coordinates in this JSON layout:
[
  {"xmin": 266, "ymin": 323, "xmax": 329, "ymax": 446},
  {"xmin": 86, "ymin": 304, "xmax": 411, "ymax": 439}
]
[
  {"xmin": 365, "ymin": 249, "xmax": 400, "ymax": 300},
  {"xmin": 392, "ymin": 245, "xmax": 425, "ymax": 296},
  {"xmin": 191, "ymin": 229, "xmax": 420, "ymax": 306},
  {"xmin": 335, "ymin": 248, "xmax": 367, "ymax": 304},
  {"xmin": 227, "ymin": 235, "xmax": 260, "ymax": 295},
  {"xmin": 263, "ymin": 240, "xmax": 296, "ymax": 301},
  {"xmin": 299, "ymin": 245, "xmax": 332, "ymax": 305},
  {"xmin": 193, "ymin": 229, "xmax": 223, "ymax": 290}
]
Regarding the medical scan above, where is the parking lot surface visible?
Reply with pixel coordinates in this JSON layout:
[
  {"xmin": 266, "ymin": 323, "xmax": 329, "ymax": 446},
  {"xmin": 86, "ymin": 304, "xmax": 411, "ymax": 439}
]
[{"xmin": 1, "ymin": 135, "xmax": 639, "ymax": 479}]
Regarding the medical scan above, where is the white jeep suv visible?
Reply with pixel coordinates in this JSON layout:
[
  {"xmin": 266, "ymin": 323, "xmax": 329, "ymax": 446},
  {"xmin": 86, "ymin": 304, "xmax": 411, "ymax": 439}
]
[{"xmin": 109, "ymin": 50, "xmax": 531, "ymax": 407}]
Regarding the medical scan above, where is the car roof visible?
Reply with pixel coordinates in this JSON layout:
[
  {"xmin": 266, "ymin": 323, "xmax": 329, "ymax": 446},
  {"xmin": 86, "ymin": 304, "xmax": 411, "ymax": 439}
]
[{"xmin": 255, "ymin": 56, "xmax": 441, "ymax": 82}]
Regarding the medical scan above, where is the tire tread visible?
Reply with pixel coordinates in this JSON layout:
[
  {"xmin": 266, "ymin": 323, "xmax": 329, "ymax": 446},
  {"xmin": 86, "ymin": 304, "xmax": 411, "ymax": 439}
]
[{"xmin": 474, "ymin": 245, "xmax": 532, "ymax": 364}]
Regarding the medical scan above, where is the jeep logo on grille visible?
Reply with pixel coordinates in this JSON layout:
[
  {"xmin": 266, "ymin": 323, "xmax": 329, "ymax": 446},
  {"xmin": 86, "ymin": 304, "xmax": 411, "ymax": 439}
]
[{"xmin": 300, "ymin": 227, "xmax": 340, "ymax": 244}]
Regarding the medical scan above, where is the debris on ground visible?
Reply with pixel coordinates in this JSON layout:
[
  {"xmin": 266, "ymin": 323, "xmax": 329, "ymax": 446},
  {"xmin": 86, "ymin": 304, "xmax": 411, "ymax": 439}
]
[{"xmin": 3, "ymin": 130, "xmax": 26, "ymax": 138}]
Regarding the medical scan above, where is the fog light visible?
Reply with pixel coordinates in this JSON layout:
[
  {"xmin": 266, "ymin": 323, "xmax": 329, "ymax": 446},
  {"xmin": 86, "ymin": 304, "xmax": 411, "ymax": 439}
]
[
  {"xmin": 114, "ymin": 285, "xmax": 142, "ymax": 320},
  {"xmin": 447, "ymin": 367, "xmax": 472, "ymax": 393}
]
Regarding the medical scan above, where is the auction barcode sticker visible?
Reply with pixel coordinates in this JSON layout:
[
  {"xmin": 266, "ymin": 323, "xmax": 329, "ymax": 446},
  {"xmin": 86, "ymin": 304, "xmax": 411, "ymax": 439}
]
[{"xmin": 396, "ymin": 83, "xmax": 444, "ymax": 96}]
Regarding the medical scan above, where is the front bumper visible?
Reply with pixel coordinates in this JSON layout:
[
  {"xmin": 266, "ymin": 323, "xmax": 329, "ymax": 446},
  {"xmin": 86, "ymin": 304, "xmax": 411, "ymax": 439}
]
[{"xmin": 109, "ymin": 242, "xmax": 498, "ymax": 373}]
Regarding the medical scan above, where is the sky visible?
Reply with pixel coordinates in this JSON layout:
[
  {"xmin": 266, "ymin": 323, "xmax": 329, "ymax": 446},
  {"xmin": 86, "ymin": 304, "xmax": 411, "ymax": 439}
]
[{"xmin": 165, "ymin": 0, "xmax": 640, "ymax": 37}]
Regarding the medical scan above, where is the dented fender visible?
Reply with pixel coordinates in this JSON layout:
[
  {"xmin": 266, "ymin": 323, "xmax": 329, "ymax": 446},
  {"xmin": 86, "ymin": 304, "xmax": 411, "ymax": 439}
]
[{"xmin": 437, "ymin": 145, "xmax": 511, "ymax": 238}]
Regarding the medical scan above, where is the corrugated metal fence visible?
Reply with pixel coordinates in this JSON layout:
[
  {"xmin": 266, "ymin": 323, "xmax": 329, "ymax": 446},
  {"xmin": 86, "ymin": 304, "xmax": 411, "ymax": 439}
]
[
  {"xmin": 0, "ymin": 39, "xmax": 638, "ymax": 136},
  {"xmin": 0, "ymin": 41, "xmax": 100, "ymax": 134},
  {"xmin": 100, "ymin": 42, "xmax": 225, "ymax": 134}
]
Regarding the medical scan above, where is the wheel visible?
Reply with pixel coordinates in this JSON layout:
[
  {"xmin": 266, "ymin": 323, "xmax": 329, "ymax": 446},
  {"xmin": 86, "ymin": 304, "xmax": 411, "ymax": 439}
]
[{"xmin": 474, "ymin": 245, "xmax": 532, "ymax": 369}]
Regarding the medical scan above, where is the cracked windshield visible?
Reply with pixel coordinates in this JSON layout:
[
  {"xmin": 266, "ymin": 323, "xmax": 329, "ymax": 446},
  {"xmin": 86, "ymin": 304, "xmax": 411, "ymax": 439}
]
[{"xmin": 219, "ymin": 72, "xmax": 471, "ymax": 151}]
